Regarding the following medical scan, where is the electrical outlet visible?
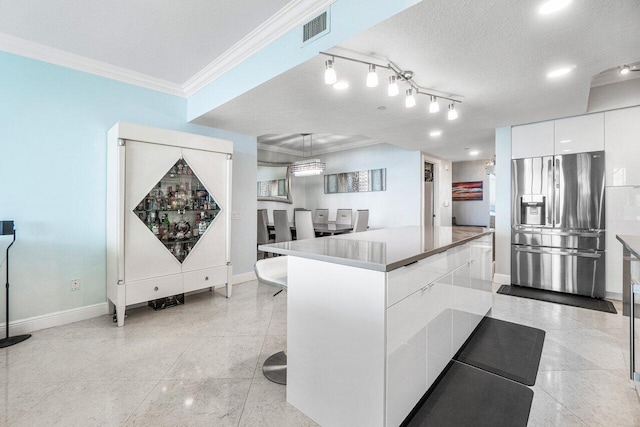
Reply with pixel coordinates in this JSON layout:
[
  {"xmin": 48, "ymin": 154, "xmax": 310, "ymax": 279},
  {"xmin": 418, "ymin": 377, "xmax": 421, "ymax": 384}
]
[
  {"xmin": 231, "ymin": 212, "xmax": 241, "ymax": 220},
  {"xmin": 71, "ymin": 279, "xmax": 80, "ymax": 291}
]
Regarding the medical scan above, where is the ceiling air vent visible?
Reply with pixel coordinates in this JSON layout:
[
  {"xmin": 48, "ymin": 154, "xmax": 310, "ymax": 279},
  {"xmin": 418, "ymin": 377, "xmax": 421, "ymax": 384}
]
[{"xmin": 302, "ymin": 9, "xmax": 330, "ymax": 45}]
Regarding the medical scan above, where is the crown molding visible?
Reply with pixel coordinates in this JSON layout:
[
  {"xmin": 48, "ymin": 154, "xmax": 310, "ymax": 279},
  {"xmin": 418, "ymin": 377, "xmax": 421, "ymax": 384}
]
[
  {"xmin": 257, "ymin": 142, "xmax": 304, "ymax": 157},
  {"xmin": 311, "ymin": 138, "xmax": 380, "ymax": 155},
  {"xmin": 258, "ymin": 138, "xmax": 380, "ymax": 157},
  {"xmin": 183, "ymin": 0, "xmax": 336, "ymax": 97},
  {"xmin": 0, "ymin": 32, "xmax": 185, "ymax": 97}
]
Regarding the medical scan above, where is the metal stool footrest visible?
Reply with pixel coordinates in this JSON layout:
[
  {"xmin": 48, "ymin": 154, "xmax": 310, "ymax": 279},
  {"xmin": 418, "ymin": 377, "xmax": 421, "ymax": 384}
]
[{"xmin": 262, "ymin": 350, "xmax": 287, "ymax": 385}]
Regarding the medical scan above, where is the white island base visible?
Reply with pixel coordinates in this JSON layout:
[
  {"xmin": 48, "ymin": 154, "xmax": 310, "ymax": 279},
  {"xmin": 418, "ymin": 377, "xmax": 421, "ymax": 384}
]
[{"xmin": 278, "ymin": 230, "xmax": 493, "ymax": 427}]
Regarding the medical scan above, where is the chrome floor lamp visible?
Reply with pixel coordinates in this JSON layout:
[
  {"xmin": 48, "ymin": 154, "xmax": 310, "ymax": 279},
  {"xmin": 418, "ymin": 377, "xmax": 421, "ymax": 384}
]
[{"xmin": 0, "ymin": 221, "xmax": 31, "ymax": 348}]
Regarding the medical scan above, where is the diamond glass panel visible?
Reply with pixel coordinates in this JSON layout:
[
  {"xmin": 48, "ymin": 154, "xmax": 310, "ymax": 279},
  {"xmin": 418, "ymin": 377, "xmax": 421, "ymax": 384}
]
[{"xmin": 133, "ymin": 158, "xmax": 221, "ymax": 263}]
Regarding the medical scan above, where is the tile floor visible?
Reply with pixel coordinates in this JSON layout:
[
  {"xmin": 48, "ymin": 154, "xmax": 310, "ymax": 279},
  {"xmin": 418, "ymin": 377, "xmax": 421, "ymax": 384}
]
[{"xmin": 0, "ymin": 280, "xmax": 639, "ymax": 426}]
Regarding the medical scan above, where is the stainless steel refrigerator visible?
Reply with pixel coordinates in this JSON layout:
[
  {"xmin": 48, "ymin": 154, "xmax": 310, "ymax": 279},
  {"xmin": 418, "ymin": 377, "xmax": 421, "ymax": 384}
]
[{"xmin": 511, "ymin": 151, "xmax": 606, "ymax": 298}]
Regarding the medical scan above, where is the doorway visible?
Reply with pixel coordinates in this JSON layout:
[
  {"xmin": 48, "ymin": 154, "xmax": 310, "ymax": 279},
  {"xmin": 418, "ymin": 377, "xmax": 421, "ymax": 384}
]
[{"xmin": 423, "ymin": 160, "xmax": 435, "ymax": 227}]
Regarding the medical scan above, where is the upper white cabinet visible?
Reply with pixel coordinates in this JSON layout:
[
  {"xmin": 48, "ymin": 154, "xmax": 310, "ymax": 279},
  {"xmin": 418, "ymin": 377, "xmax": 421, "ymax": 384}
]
[
  {"xmin": 554, "ymin": 113, "xmax": 604, "ymax": 154},
  {"xmin": 605, "ymin": 106, "xmax": 640, "ymax": 186},
  {"xmin": 511, "ymin": 121, "xmax": 554, "ymax": 159}
]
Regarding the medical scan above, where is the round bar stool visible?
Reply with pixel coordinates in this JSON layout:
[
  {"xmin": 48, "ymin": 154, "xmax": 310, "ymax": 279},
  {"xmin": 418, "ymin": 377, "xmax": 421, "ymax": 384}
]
[{"xmin": 254, "ymin": 256, "xmax": 288, "ymax": 385}]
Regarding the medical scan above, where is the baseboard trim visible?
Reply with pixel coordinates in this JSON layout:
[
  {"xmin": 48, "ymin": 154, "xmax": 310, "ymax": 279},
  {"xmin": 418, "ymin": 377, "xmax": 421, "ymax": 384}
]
[
  {"xmin": 233, "ymin": 271, "xmax": 256, "ymax": 284},
  {"xmin": 0, "ymin": 302, "xmax": 109, "ymax": 336},
  {"xmin": 605, "ymin": 291, "xmax": 622, "ymax": 301},
  {"xmin": 493, "ymin": 273, "xmax": 511, "ymax": 285}
]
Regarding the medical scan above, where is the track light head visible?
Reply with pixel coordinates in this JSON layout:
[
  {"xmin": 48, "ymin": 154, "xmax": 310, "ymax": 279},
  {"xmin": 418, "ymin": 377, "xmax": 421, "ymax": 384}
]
[
  {"xmin": 387, "ymin": 76, "xmax": 399, "ymax": 97},
  {"xmin": 429, "ymin": 96, "xmax": 440, "ymax": 114},
  {"xmin": 324, "ymin": 59, "xmax": 337, "ymax": 85},
  {"xmin": 447, "ymin": 103, "xmax": 458, "ymax": 120},
  {"xmin": 366, "ymin": 64, "xmax": 379, "ymax": 88},
  {"xmin": 405, "ymin": 89, "xmax": 416, "ymax": 108},
  {"xmin": 620, "ymin": 65, "xmax": 631, "ymax": 75}
]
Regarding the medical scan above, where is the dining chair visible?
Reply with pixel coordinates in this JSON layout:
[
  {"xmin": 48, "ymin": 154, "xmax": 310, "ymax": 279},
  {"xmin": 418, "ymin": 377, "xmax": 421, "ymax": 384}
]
[
  {"xmin": 295, "ymin": 210, "xmax": 316, "ymax": 240},
  {"xmin": 257, "ymin": 210, "xmax": 274, "ymax": 258},
  {"xmin": 353, "ymin": 210, "xmax": 369, "ymax": 233},
  {"xmin": 254, "ymin": 256, "xmax": 288, "ymax": 384},
  {"xmin": 273, "ymin": 210, "xmax": 292, "ymax": 243},
  {"xmin": 336, "ymin": 209, "xmax": 353, "ymax": 225},
  {"xmin": 313, "ymin": 209, "xmax": 329, "ymax": 224},
  {"xmin": 293, "ymin": 208, "xmax": 309, "ymax": 223}
]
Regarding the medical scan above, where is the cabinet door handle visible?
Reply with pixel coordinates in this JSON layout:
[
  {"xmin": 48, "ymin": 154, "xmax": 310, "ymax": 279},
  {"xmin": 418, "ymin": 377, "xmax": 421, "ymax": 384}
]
[{"xmin": 154, "ymin": 286, "xmax": 159, "ymax": 291}]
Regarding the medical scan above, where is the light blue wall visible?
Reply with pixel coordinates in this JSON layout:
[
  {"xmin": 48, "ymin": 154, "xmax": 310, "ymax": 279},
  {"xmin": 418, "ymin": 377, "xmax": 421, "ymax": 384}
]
[
  {"xmin": 0, "ymin": 51, "xmax": 256, "ymax": 322},
  {"xmin": 494, "ymin": 127, "xmax": 512, "ymax": 279},
  {"xmin": 187, "ymin": 0, "xmax": 421, "ymax": 121}
]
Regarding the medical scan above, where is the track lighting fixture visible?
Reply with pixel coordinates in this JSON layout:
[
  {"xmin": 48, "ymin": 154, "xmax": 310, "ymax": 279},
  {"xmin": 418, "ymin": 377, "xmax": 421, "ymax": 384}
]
[
  {"xmin": 324, "ymin": 59, "xmax": 337, "ymax": 85},
  {"xmin": 387, "ymin": 75, "xmax": 399, "ymax": 96},
  {"xmin": 618, "ymin": 65, "xmax": 640, "ymax": 75},
  {"xmin": 319, "ymin": 51, "xmax": 463, "ymax": 120},
  {"xmin": 366, "ymin": 64, "xmax": 379, "ymax": 87},
  {"xmin": 448, "ymin": 103, "xmax": 458, "ymax": 120},
  {"xmin": 429, "ymin": 96, "xmax": 440, "ymax": 114},
  {"xmin": 405, "ymin": 89, "xmax": 416, "ymax": 108}
]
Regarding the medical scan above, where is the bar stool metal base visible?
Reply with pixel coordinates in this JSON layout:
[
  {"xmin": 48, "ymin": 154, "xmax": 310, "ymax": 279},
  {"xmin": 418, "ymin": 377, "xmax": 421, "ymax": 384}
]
[
  {"xmin": 0, "ymin": 334, "xmax": 31, "ymax": 348},
  {"xmin": 262, "ymin": 351, "xmax": 287, "ymax": 385}
]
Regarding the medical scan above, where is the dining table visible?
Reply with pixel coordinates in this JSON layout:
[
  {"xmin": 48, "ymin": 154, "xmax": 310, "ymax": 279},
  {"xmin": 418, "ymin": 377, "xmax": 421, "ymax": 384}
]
[{"xmin": 267, "ymin": 221, "xmax": 354, "ymax": 236}]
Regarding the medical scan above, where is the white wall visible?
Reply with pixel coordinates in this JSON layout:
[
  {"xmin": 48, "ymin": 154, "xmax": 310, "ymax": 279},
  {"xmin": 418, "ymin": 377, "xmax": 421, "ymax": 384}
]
[
  {"xmin": 494, "ymin": 127, "xmax": 512, "ymax": 283},
  {"xmin": 303, "ymin": 144, "xmax": 422, "ymax": 229},
  {"xmin": 452, "ymin": 160, "xmax": 491, "ymax": 227}
]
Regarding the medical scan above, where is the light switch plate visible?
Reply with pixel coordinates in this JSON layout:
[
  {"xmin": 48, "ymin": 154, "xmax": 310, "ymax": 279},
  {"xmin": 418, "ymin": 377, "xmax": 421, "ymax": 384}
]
[{"xmin": 231, "ymin": 212, "xmax": 241, "ymax": 220}]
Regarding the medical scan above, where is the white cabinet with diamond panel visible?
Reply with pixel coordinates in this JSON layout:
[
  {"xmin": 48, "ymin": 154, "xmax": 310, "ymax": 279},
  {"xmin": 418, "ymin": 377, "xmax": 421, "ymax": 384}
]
[{"xmin": 107, "ymin": 122, "xmax": 233, "ymax": 326}]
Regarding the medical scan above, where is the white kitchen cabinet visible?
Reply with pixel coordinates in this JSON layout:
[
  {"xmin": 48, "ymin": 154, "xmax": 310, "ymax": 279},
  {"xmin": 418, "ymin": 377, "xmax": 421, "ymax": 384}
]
[
  {"xmin": 385, "ymin": 242, "xmax": 492, "ymax": 427},
  {"xmin": 605, "ymin": 186, "xmax": 640, "ymax": 296},
  {"xmin": 554, "ymin": 113, "xmax": 604, "ymax": 154},
  {"xmin": 107, "ymin": 122, "xmax": 233, "ymax": 326},
  {"xmin": 605, "ymin": 106, "xmax": 640, "ymax": 186},
  {"xmin": 512, "ymin": 121, "xmax": 554, "ymax": 159}
]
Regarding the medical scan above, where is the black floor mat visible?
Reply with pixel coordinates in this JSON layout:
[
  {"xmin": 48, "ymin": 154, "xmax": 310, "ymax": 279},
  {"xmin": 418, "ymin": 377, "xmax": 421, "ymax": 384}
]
[
  {"xmin": 453, "ymin": 317, "xmax": 545, "ymax": 386},
  {"xmin": 498, "ymin": 284, "xmax": 617, "ymax": 314},
  {"xmin": 403, "ymin": 361, "xmax": 533, "ymax": 427}
]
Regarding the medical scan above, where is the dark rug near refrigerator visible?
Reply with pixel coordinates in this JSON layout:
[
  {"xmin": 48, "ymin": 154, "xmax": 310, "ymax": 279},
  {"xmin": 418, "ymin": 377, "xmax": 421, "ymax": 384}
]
[
  {"xmin": 453, "ymin": 317, "xmax": 545, "ymax": 386},
  {"xmin": 403, "ymin": 361, "xmax": 533, "ymax": 427},
  {"xmin": 497, "ymin": 284, "xmax": 617, "ymax": 314}
]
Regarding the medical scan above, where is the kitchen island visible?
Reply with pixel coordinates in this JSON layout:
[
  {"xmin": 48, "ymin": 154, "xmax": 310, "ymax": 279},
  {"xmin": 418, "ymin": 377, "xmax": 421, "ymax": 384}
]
[{"xmin": 260, "ymin": 226, "xmax": 494, "ymax": 427}]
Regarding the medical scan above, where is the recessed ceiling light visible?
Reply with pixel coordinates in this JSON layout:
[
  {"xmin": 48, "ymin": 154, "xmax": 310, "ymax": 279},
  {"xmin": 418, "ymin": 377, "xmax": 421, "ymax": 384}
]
[
  {"xmin": 547, "ymin": 65, "xmax": 575, "ymax": 78},
  {"xmin": 469, "ymin": 150, "xmax": 479, "ymax": 156},
  {"xmin": 430, "ymin": 130, "xmax": 443, "ymax": 137},
  {"xmin": 559, "ymin": 139, "xmax": 571, "ymax": 143},
  {"xmin": 333, "ymin": 80, "xmax": 349, "ymax": 90},
  {"xmin": 539, "ymin": 0, "xmax": 572, "ymax": 15},
  {"xmin": 563, "ymin": 149, "xmax": 572, "ymax": 152}
]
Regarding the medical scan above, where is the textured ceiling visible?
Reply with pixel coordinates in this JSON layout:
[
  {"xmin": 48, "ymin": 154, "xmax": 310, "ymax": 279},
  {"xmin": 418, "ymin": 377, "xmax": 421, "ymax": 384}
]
[
  {"xmin": 0, "ymin": 0, "xmax": 291, "ymax": 83},
  {"xmin": 195, "ymin": 0, "xmax": 640, "ymax": 161}
]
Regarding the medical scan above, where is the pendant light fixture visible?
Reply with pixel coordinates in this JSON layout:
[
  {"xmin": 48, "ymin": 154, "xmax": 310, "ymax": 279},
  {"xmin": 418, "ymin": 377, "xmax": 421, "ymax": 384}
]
[
  {"xmin": 387, "ymin": 75, "xmax": 399, "ymax": 96},
  {"xmin": 324, "ymin": 59, "xmax": 337, "ymax": 85},
  {"xmin": 366, "ymin": 64, "xmax": 379, "ymax": 87},
  {"xmin": 291, "ymin": 134, "xmax": 326, "ymax": 177},
  {"xmin": 429, "ymin": 96, "xmax": 440, "ymax": 113},
  {"xmin": 405, "ymin": 89, "xmax": 416, "ymax": 108}
]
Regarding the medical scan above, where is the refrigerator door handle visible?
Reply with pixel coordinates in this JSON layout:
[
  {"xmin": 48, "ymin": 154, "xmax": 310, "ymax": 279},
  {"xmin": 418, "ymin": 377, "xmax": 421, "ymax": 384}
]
[
  {"xmin": 513, "ymin": 246, "xmax": 602, "ymax": 259},
  {"xmin": 512, "ymin": 229, "xmax": 603, "ymax": 238},
  {"xmin": 554, "ymin": 155, "xmax": 561, "ymax": 228}
]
